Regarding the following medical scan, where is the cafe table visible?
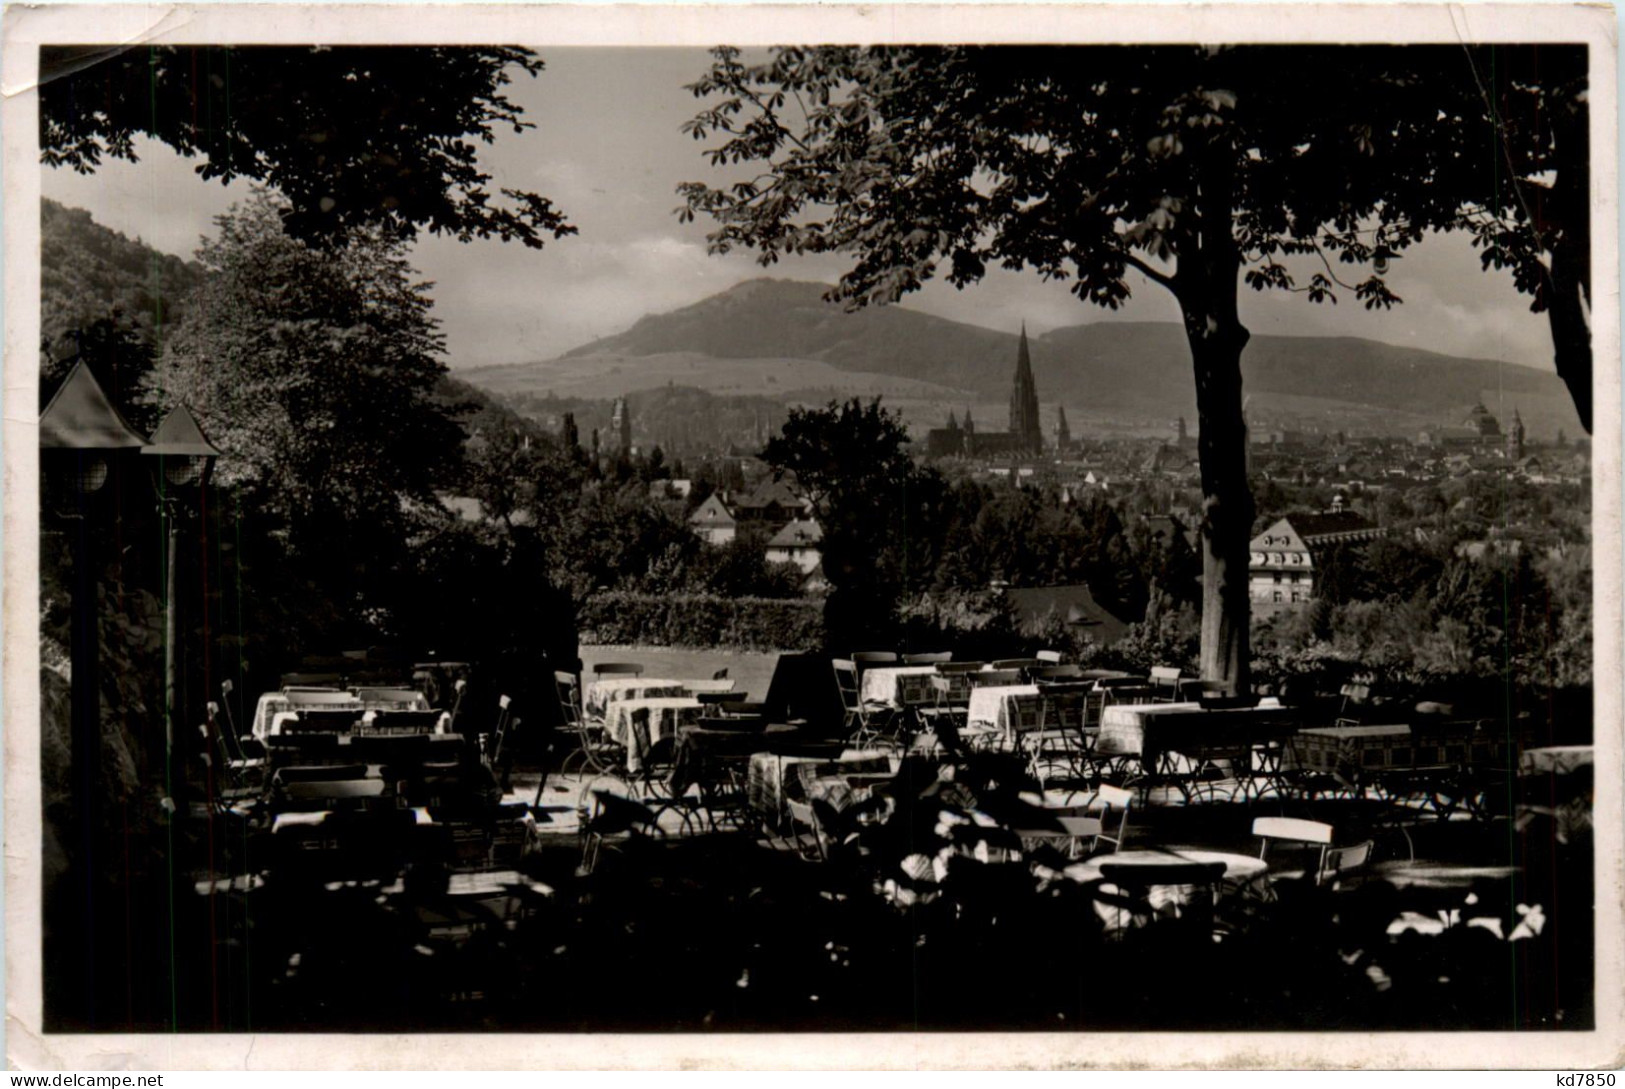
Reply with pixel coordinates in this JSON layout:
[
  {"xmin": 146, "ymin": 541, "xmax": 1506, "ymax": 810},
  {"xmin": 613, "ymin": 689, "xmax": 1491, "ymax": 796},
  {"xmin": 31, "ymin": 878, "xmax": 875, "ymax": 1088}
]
[
  {"xmin": 858, "ymin": 665, "xmax": 944, "ymax": 710},
  {"xmin": 1288, "ymin": 722, "xmax": 1510, "ymax": 813},
  {"xmin": 584, "ymin": 677, "xmax": 734, "ymax": 720},
  {"xmin": 666, "ymin": 724, "xmax": 776, "ymax": 798},
  {"xmin": 748, "ymin": 749, "xmax": 893, "ymax": 823},
  {"xmin": 1062, "ymin": 847, "xmax": 1271, "ymax": 930},
  {"xmin": 965, "ymin": 684, "xmax": 1042, "ymax": 732},
  {"xmin": 1096, "ymin": 699, "xmax": 1291, "ymax": 790},
  {"xmin": 602, "ymin": 697, "xmax": 704, "ymax": 773},
  {"xmin": 1518, "ymin": 745, "xmax": 1593, "ymax": 777}
]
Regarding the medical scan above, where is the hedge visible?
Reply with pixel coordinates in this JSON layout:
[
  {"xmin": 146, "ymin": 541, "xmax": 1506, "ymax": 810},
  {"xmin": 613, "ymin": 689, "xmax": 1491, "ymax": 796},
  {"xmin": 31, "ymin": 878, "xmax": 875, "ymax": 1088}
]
[{"xmin": 578, "ymin": 591, "xmax": 825, "ymax": 652}]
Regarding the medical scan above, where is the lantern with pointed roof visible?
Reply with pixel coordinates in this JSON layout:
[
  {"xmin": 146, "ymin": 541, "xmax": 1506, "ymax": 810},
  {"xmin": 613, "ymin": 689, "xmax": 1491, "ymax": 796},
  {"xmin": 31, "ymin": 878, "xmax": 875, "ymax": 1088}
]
[
  {"xmin": 141, "ymin": 405, "xmax": 222, "ymax": 490},
  {"xmin": 38, "ymin": 361, "xmax": 148, "ymax": 498}
]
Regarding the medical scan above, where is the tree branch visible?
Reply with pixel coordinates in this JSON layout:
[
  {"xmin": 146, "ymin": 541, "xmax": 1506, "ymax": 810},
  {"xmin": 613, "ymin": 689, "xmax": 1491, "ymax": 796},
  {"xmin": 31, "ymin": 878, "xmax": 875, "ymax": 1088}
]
[{"xmin": 1123, "ymin": 252, "xmax": 1177, "ymax": 292}]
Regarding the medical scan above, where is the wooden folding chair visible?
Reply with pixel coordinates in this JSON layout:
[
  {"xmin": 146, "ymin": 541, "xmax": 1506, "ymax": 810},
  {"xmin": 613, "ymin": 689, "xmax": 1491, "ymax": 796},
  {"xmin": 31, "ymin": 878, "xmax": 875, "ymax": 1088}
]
[
  {"xmin": 1150, "ymin": 666, "xmax": 1184, "ymax": 702},
  {"xmin": 1027, "ymin": 683, "xmax": 1093, "ymax": 789},
  {"xmin": 1335, "ymin": 683, "xmax": 1373, "ymax": 725},
  {"xmin": 832, "ymin": 658, "xmax": 897, "ymax": 747},
  {"xmin": 992, "ymin": 658, "xmax": 1043, "ymax": 680},
  {"xmin": 578, "ymin": 789, "xmax": 662, "ymax": 875},
  {"xmin": 1091, "ymin": 784, "xmax": 1135, "ymax": 853},
  {"xmin": 1015, "ymin": 805, "xmax": 1103, "ymax": 863},
  {"xmin": 851, "ymin": 651, "xmax": 899, "ymax": 687},
  {"xmin": 937, "ymin": 661, "xmax": 986, "ymax": 675},
  {"xmin": 1253, "ymin": 815, "xmax": 1334, "ymax": 881},
  {"xmin": 785, "ymin": 798, "xmax": 829, "ymax": 862},
  {"xmin": 556, "ymin": 671, "xmax": 623, "ymax": 775},
  {"xmin": 915, "ymin": 673, "xmax": 970, "ymax": 755},
  {"xmin": 1321, "ymin": 839, "xmax": 1375, "ymax": 886}
]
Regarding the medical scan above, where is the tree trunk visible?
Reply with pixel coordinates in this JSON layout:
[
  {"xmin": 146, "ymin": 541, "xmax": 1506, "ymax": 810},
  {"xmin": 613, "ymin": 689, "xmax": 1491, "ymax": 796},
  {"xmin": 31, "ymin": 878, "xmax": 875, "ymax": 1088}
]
[
  {"xmin": 1188, "ymin": 317, "xmax": 1254, "ymax": 695},
  {"xmin": 1180, "ymin": 145, "xmax": 1256, "ymax": 696},
  {"xmin": 1545, "ymin": 82, "xmax": 1592, "ymax": 435},
  {"xmin": 1546, "ymin": 248, "xmax": 1591, "ymax": 435}
]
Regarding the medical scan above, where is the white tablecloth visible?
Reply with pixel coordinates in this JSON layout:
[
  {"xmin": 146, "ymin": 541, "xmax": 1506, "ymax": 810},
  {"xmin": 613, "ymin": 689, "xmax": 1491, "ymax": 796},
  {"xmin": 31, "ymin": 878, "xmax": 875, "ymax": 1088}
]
[
  {"xmin": 858, "ymin": 665, "xmax": 941, "ymax": 709},
  {"xmin": 602, "ymin": 697, "xmax": 703, "ymax": 773},
  {"xmin": 584, "ymin": 677, "xmax": 734, "ymax": 719},
  {"xmin": 1096, "ymin": 699, "xmax": 1281, "ymax": 755},
  {"xmin": 253, "ymin": 693, "xmax": 365, "ymax": 739},
  {"xmin": 1519, "ymin": 746, "xmax": 1593, "ymax": 776},
  {"xmin": 965, "ymin": 684, "xmax": 1042, "ymax": 731}
]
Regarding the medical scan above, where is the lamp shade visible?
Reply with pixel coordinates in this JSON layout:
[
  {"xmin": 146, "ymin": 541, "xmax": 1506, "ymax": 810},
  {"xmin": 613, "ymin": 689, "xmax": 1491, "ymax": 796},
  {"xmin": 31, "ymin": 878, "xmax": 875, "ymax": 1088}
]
[
  {"xmin": 39, "ymin": 362, "xmax": 148, "ymax": 451},
  {"xmin": 142, "ymin": 405, "xmax": 222, "ymax": 490}
]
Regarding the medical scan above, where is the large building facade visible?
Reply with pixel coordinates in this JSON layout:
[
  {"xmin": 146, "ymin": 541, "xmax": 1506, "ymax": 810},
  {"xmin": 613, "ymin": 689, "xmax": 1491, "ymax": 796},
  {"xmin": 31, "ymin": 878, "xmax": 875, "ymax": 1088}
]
[{"xmin": 1248, "ymin": 504, "xmax": 1384, "ymax": 618}]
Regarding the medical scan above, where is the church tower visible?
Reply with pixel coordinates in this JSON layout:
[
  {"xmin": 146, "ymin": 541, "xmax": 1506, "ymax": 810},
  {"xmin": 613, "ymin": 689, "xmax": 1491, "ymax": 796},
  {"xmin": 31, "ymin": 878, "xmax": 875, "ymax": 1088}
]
[
  {"xmin": 1508, "ymin": 408, "xmax": 1526, "ymax": 460},
  {"xmin": 611, "ymin": 396, "xmax": 632, "ymax": 456},
  {"xmin": 1009, "ymin": 323, "xmax": 1043, "ymax": 454},
  {"xmin": 1055, "ymin": 404, "xmax": 1071, "ymax": 451}
]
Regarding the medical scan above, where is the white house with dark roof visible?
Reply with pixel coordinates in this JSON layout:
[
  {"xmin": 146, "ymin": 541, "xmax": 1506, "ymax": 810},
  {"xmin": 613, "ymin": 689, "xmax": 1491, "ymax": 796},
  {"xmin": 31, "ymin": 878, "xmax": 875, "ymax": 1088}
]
[
  {"xmin": 688, "ymin": 493, "xmax": 738, "ymax": 546},
  {"xmin": 765, "ymin": 518, "xmax": 823, "ymax": 573},
  {"xmin": 1248, "ymin": 502, "xmax": 1384, "ymax": 618}
]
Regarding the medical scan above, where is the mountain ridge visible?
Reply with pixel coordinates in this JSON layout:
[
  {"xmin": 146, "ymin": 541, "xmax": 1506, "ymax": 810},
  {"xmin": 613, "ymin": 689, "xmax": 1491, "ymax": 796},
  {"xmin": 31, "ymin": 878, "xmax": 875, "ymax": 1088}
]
[{"xmin": 466, "ymin": 277, "xmax": 1581, "ymax": 437}]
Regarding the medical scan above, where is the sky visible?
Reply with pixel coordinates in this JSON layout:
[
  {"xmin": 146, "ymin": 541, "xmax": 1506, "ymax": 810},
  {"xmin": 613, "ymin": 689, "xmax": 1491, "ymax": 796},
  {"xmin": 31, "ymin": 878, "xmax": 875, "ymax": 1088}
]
[{"xmin": 42, "ymin": 46, "xmax": 1559, "ymax": 373}]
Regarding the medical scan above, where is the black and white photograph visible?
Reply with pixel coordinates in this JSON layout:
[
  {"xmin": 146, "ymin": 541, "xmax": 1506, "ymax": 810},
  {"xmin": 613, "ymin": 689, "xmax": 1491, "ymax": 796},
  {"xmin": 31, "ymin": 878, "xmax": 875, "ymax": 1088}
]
[{"xmin": 5, "ymin": 3, "xmax": 1621, "ymax": 1070}]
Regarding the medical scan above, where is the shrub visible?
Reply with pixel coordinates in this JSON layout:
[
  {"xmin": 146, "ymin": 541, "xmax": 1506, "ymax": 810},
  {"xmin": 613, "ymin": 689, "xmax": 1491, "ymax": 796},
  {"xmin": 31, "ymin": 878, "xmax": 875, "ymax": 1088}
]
[
  {"xmin": 577, "ymin": 591, "xmax": 824, "ymax": 651},
  {"xmin": 896, "ymin": 589, "xmax": 1024, "ymax": 661}
]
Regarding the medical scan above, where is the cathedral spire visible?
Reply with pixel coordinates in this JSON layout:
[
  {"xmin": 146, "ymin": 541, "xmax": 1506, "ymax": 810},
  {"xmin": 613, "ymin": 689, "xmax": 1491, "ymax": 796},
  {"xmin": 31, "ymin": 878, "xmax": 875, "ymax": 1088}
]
[{"xmin": 1009, "ymin": 322, "xmax": 1041, "ymax": 454}]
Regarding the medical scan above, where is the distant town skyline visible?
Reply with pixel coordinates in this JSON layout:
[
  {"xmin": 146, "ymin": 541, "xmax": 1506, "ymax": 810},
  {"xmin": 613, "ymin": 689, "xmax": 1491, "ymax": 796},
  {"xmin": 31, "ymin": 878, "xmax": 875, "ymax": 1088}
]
[{"xmin": 43, "ymin": 46, "xmax": 1560, "ymax": 372}]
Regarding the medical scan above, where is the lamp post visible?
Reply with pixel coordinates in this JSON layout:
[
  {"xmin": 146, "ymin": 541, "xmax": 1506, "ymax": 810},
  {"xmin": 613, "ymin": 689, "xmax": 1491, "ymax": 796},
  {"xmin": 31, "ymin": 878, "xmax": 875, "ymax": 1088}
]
[
  {"xmin": 38, "ymin": 361, "xmax": 149, "ymax": 1027},
  {"xmin": 141, "ymin": 407, "xmax": 222, "ymax": 809}
]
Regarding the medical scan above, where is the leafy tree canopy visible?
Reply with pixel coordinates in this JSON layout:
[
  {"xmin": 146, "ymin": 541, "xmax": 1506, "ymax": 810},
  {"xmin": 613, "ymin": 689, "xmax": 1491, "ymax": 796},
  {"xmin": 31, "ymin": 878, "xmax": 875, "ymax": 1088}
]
[
  {"xmin": 41, "ymin": 46, "xmax": 574, "ymax": 249},
  {"xmin": 1453, "ymin": 46, "xmax": 1591, "ymax": 431},
  {"xmin": 151, "ymin": 190, "xmax": 463, "ymax": 550},
  {"xmin": 680, "ymin": 46, "xmax": 1496, "ymax": 310},
  {"xmin": 679, "ymin": 44, "xmax": 1538, "ymax": 691},
  {"xmin": 762, "ymin": 398, "xmax": 936, "ymax": 645}
]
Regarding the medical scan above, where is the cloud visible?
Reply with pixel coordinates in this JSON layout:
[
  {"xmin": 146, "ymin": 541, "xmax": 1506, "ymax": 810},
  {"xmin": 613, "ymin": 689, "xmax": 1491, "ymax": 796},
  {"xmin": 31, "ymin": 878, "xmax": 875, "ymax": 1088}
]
[{"xmin": 39, "ymin": 52, "xmax": 1557, "ymax": 377}]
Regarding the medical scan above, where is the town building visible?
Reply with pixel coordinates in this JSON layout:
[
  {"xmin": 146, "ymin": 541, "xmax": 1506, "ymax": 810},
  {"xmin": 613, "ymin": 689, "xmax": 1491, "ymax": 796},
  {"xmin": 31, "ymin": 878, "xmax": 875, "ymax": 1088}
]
[
  {"xmin": 765, "ymin": 518, "xmax": 824, "ymax": 573},
  {"xmin": 1418, "ymin": 401, "xmax": 1506, "ymax": 450},
  {"xmin": 1248, "ymin": 499, "xmax": 1384, "ymax": 618},
  {"xmin": 611, "ymin": 396, "xmax": 632, "ymax": 456},
  {"xmin": 688, "ymin": 493, "xmax": 737, "ymax": 545},
  {"xmin": 924, "ymin": 324, "xmax": 1046, "ymax": 458},
  {"xmin": 1002, "ymin": 583, "xmax": 1130, "ymax": 648},
  {"xmin": 730, "ymin": 478, "xmax": 809, "ymax": 529},
  {"xmin": 926, "ymin": 410, "xmax": 965, "ymax": 459}
]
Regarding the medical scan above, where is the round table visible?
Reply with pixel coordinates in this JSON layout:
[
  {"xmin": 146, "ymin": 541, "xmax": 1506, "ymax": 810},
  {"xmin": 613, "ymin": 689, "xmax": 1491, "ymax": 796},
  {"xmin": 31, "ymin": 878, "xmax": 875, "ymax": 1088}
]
[
  {"xmin": 1062, "ymin": 848, "xmax": 1269, "ymax": 934},
  {"xmin": 1063, "ymin": 847, "xmax": 1267, "ymax": 885}
]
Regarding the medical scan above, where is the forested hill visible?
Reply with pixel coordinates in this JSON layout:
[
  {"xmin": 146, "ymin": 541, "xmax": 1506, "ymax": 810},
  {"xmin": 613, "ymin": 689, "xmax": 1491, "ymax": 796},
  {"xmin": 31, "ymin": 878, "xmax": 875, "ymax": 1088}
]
[
  {"xmin": 40, "ymin": 200, "xmax": 510, "ymax": 440},
  {"xmin": 41, "ymin": 199, "xmax": 205, "ymax": 361},
  {"xmin": 487, "ymin": 277, "xmax": 1581, "ymax": 435}
]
